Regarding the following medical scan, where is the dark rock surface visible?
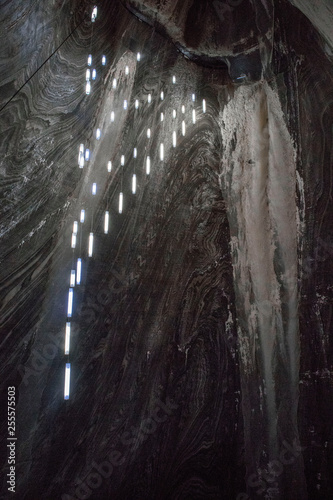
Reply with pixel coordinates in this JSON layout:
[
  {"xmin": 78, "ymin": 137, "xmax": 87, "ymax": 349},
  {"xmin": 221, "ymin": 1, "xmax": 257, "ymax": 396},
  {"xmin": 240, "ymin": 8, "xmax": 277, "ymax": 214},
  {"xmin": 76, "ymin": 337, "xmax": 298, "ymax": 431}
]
[{"xmin": 0, "ymin": 1, "xmax": 332, "ymax": 499}]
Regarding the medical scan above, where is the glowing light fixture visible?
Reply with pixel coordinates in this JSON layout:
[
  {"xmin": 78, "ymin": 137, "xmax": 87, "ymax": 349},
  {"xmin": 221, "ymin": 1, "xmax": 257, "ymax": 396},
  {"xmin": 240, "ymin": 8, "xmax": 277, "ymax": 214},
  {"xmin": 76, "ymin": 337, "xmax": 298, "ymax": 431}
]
[
  {"xmin": 70, "ymin": 270, "xmax": 75, "ymax": 287},
  {"xmin": 132, "ymin": 174, "xmax": 137, "ymax": 194},
  {"xmin": 80, "ymin": 210, "xmax": 85, "ymax": 223},
  {"xmin": 119, "ymin": 192, "xmax": 123, "ymax": 214},
  {"xmin": 202, "ymin": 99, "xmax": 206, "ymax": 113},
  {"xmin": 85, "ymin": 81, "xmax": 91, "ymax": 95},
  {"xmin": 107, "ymin": 161, "xmax": 112, "ymax": 172},
  {"xmin": 88, "ymin": 54, "xmax": 92, "ymax": 66},
  {"xmin": 76, "ymin": 258, "xmax": 82, "ymax": 284},
  {"xmin": 91, "ymin": 6, "xmax": 97, "ymax": 22},
  {"xmin": 65, "ymin": 323, "xmax": 71, "ymax": 355},
  {"xmin": 172, "ymin": 131, "xmax": 176, "ymax": 148},
  {"xmin": 146, "ymin": 156, "xmax": 150, "ymax": 175},
  {"xmin": 160, "ymin": 143, "xmax": 164, "ymax": 161},
  {"xmin": 64, "ymin": 363, "xmax": 70, "ymax": 400},
  {"xmin": 67, "ymin": 288, "xmax": 73, "ymax": 317},
  {"xmin": 96, "ymin": 128, "xmax": 101, "ymax": 139},
  {"xmin": 92, "ymin": 183, "xmax": 97, "ymax": 195},
  {"xmin": 104, "ymin": 211, "xmax": 109, "ymax": 234},
  {"xmin": 182, "ymin": 120, "xmax": 186, "ymax": 136},
  {"xmin": 88, "ymin": 233, "xmax": 94, "ymax": 257},
  {"xmin": 71, "ymin": 234, "xmax": 76, "ymax": 249}
]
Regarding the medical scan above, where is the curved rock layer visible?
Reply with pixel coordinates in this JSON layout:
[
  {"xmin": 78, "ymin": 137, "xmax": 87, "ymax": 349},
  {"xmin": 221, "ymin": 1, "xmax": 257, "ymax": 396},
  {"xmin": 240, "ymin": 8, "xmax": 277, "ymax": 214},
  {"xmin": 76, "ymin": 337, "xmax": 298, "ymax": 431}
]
[{"xmin": 0, "ymin": 0, "xmax": 332, "ymax": 499}]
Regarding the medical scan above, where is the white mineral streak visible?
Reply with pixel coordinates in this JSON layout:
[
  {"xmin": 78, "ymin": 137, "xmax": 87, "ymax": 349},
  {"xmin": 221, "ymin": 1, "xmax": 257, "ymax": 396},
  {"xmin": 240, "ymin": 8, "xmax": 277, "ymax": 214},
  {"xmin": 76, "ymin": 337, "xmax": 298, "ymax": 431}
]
[{"xmin": 219, "ymin": 81, "xmax": 301, "ymax": 455}]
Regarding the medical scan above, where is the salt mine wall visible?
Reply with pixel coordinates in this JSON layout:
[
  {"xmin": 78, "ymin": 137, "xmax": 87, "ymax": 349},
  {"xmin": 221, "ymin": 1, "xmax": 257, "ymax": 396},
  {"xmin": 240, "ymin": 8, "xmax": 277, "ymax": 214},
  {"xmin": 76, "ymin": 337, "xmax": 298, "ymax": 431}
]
[{"xmin": 0, "ymin": 1, "xmax": 332, "ymax": 499}]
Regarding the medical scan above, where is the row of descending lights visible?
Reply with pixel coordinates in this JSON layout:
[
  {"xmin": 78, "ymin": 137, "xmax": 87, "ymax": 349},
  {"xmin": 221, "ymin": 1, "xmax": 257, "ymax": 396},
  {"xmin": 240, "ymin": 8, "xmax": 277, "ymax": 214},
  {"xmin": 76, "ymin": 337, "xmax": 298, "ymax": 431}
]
[{"xmin": 64, "ymin": 5, "xmax": 207, "ymax": 400}]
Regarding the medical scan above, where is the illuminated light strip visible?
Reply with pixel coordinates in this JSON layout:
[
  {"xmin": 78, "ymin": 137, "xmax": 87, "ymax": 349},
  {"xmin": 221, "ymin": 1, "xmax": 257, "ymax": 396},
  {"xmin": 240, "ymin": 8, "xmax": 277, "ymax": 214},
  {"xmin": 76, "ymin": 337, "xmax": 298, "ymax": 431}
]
[
  {"xmin": 85, "ymin": 149, "xmax": 90, "ymax": 161},
  {"xmin": 172, "ymin": 131, "xmax": 176, "ymax": 148},
  {"xmin": 76, "ymin": 258, "xmax": 82, "ymax": 284},
  {"xmin": 160, "ymin": 143, "xmax": 164, "ymax": 161},
  {"xmin": 88, "ymin": 54, "xmax": 92, "ymax": 66},
  {"xmin": 202, "ymin": 99, "xmax": 206, "ymax": 113},
  {"xmin": 107, "ymin": 161, "xmax": 112, "ymax": 172},
  {"xmin": 119, "ymin": 192, "xmax": 123, "ymax": 213},
  {"xmin": 88, "ymin": 233, "xmax": 94, "ymax": 257},
  {"xmin": 132, "ymin": 174, "xmax": 137, "ymax": 194},
  {"xmin": 192, "ymin": 109, "xmax": 196, "ymax": 124},
  {"xmin": 148, "ymin": 94, "xmax": 151, "ymax": 104},
  {"xmin": 67, "ymin": 288, "xmax": 73, "ymax": 317},
  {"xmin": 133, "ymin": 147, "xmax": 137, "ymax": 158},
  {"xmin": 80, "ymin": 210, "xmax": 85, "ymax": 223},
  {"xmin": 86, "ymin": 69, "xmax": 90, "ymax": 81},
  {"xmin": 172, "ymin": 109, "xmax": 176, "ymax": 119},
  {"xmin": 121, "ymin": 155, "xmax": 125, "ymax": 166},
  {"xmin": 71, "ymin": 234, "xmax": 76, "ymax": 249},
  {"xmin": 96, "ymin": 128, "xmax": 101, "ymax": 140},
  {"xmin": 146, "ymin": 156, "xmax": 150, "ymax": 175},
  {"xmin": 92, "ymin": 69, "xmax": 96, "ymax": 80},
  {"xmin": 104, "ymin": 211, "xmax": 109, "ymax": 234},
  {"xmin": 111, "ymin": 111, "xmax": 115, "ymax": 122},
  {"xmin": 65, "ymin": 323, "xmax": 71, "ymax": 355},
  {"xmin": 92, "ymin": 183, "xmax": 97, "ymax": 195},
  {"xmin": 147, "ymin": 128, "xmax": 151, "ymax": 139},
  {"xmin": 70, "ymin": 270, "xmax": 75, "ymax": 287},
  {"xmin": 102, "ymin": 55, "xmax": 106, "ymax": 65},
  {"xmin": 161, "ymin": 112, "xmax": 164, "ymax": 122},
  {"xmin": 160, "ymin": 91, "xmax": 164, "ymax": 100},
  {"xmin": 182, "ymin": 105, "xmax": 185, "ymax": 114},
  {"xmin": 64, "ymin": 363, "xmax": 71, "ymax": 400},
  {"xmin": 182, "ymin": 120, "xmax": 186, "ymax": 136},
  {"xmin": 85, "ymin": 81, "xmax": 91, "ymax": 95},
  {"xmin": 135, "ymin": 99, "xmax": 139, "ymax": 109}
]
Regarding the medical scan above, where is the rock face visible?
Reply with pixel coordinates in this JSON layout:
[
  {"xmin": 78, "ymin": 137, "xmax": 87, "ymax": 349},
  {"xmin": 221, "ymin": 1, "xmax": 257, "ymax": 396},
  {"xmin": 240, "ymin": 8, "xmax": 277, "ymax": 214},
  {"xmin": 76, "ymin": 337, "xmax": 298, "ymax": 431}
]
[{"xmin": 0, "ymin": 0, "xmax": 332, "ymax": 499}]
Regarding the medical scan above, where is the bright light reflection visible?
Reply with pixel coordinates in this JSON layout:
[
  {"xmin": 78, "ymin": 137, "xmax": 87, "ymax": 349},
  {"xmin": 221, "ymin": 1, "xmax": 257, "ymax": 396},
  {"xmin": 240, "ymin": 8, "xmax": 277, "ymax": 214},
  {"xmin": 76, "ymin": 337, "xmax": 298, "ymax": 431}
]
[
  {"xmin": 137, "ymin": 52, "xmax": 141, "ymax": 61},
  {"xmin": 132, "ymin": 174, "xmax": 137, "ymax": 194},
  {"xmin": 73, "ymin": 221, "xmax": 78, "ymax": 235},
  {"xmin": 96, "ymin": 128, "xmax": 101, "ymax": 139},
  {"xmin": 121, "ymin": 155, "xmax": 125, "ymax": 166},
  {"xmin": 104, "ymin": 211, "xmax": 109, "ymax": 234},
  {"xmin": 160, "ymin": 143, "xmax": 164, "ymax": 161},
  {"xmin": 160, "ymin": 91, "xmax": 164, "ymax": 100},
  {"xmin": 85, "ymin": 81, "xmax": 91, "ymax": 95},
  {"xmin": 202, "ymin": 99, "xmax": 206, "ymax": 113},
  {"xmin": 148, "ymin": 94, "xmax": 151, "ymax": 103},
  {"xmin": 173, "ymin": 109, "xmax": 176, "ymax": 118},
  {"xmin": 65, "ymin": 323, "xmax": 70, "ymax": 355},
  {"xmin": 125, "ymin": 66, "xmax": 129, "ymax": 75},
  {"xmin": 64, "ymin": 363, "xmax": 70, "ymax": 400},
  {"xmin": 71, "ymin": 234, "xmax": 76, "ymax": 249},
  {"xmin": 147, "ymin": 128, "xmax": 151, "ymax": 138},
  {"xmin": 146, "ymin": 156, "xmax": 150, "ymax": 175},
  {"xmin": 88, "ymin": 54, "xmax": 92, "ymax": 66},
  {"xmin": 80, "ymin": 210, "xmax": 85, "ymax": 223},
  {"xmin": 88, "ymin": 233, "xmax": 94, "ymax": 257},
  {"xmin": 86, "ymin": 69, "xmax": 90, "ymax": 81},
  {"xmin": 111, "ymin": 111, "xmax": 115, "ymax": 122},
  {"xmin": 107, "ymin": 161, "xmax": 112, "ymax": 172},
  {"xmin": 92, "ymin": 69, "xmax": 96, "ymax": 80},
  {"xmin": 85, "ymin": 149, "xmax": 90, "ymax": 161},
  {"xmin": 172, "ymin": 75, "xmax": 176, "ymax": 84},
  {"xmin": 135, "ymin": 99, "xmax": 139, "ymax": 109},
  {"xmin": 133, "ymin": 147, "xmax": 137, "ymax": 158},
  {"xmin": 70, "ymin": 270, "xmax": 75, "ymax": 287},
  {"xmin": 182, "ymin": 120, "xmax": 186, "ymax": 136},
  {"xmin": 161, "ymin": 112, "xmax": 164, "ymax": 122},
  {"xmin": 76, "ymin": 258, "xmax": 82, "ymax": 284},
  {"xmin": 192, "ymin": 93, "xmax": 196, "ymax": 102},
  {"xmin": 92, "ymin": 183, "xmax": 97, "ymax": 195},
  {"xmin": 119, "ymin": 192, "xmax": 123, "ymax": 213},
  {"xmin": 172, "ymin": 131, "xmax": 176, "ymax": 147},
  {"xmin": 192, "ymin": 109, "xmax": 196, "ymax": 124},
  {"xmin": 67, "ymin": 289, "xmax": 73, "ymax": 317},
  {"xmin": 102, "ymin": 55, "xmax": 106, "ymax": 65},
  {"xmin": 182, "ymin": 105, "xmax": 185, "ymax": 113}
]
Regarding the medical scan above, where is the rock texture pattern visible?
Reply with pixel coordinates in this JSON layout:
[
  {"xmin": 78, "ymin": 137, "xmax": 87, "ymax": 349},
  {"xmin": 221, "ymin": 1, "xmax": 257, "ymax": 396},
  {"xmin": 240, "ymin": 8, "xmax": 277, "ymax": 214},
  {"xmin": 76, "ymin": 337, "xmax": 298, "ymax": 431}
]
[{"xmin": 0, "ymin": 0, "xmax": 332, "ymax": 499}]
